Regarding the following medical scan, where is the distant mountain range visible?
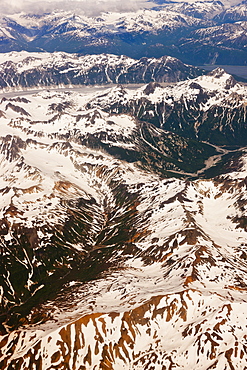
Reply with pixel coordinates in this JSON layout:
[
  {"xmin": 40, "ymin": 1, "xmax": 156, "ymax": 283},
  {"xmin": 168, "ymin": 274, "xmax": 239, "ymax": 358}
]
[{"xmin": 1, "ymin": 1, "xmax": 247, "ymax": 64}]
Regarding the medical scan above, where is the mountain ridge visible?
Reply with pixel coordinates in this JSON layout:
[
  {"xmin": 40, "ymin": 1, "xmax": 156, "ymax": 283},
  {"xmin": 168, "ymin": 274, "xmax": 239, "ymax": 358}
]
[
  {"xmin": 86, "ymin": 68, "xmax": 247, "ymax": 146},
  {"xmin": 0, "ymin": 51, "xmax": 204, "ymax": 90}
]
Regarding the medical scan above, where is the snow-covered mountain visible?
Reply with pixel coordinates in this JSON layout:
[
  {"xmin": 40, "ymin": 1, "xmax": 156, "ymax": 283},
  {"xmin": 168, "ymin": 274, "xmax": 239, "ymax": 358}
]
[
  {"xmin": 1, "ymin": 1, "xmax": 247, "ymax": 64},
  {"xmin": 0, "ymin": 51, "xmax": 203, "ymax": 90},
  {"xmin": 180, "ymin": 20, "xmax": 247, "ymax": 65},
  {"xmin": 0, "ymin": 69, "xmax": 247, "ymax": 368},
  {"xmin": 86, "ymin": 68, "xmax": 247, "ymax": 145},
  {"xmin": 215, "ymin": 0, "xmax": 247, "ymax": 21},
  {"xmin": 165, "ymin": 0, "xmax": 225, "ymax": 19}
]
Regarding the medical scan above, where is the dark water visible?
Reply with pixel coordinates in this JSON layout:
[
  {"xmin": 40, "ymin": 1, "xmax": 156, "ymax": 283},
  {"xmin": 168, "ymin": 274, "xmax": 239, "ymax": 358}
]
[{"xmin": 198, "ymin": 65, "xmax": 247, "ymax": 80}]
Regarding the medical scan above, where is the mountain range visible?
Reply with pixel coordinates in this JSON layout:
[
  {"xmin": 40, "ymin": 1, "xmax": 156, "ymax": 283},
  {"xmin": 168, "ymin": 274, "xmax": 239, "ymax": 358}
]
[
  {"xmin": 1, "ymin": 1, "xmax": 247, "ymax": 64},
  {"xmin": 1, "ymin": 2, "xmax": 247, "ymax": 367},
  {"xmin": 0, "ymin": 62, "xmax": 247, "ymax": 368}
]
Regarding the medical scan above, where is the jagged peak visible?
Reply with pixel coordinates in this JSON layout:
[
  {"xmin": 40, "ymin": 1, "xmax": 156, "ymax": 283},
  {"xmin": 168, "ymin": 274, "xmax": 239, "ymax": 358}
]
[{"xmin": 208, "ymin": 66, "xmax": 228, "ymax": 77}]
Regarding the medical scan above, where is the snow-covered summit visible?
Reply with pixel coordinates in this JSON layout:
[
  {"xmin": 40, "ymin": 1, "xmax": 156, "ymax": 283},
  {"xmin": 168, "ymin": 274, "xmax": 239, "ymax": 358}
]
[
  {"xmin": 215, "ymin": 0, "xmax": 247, "ymax": 21},
  {"xmin": 165, "ymin": 0, "xmax": 225, "ymax": 19}
]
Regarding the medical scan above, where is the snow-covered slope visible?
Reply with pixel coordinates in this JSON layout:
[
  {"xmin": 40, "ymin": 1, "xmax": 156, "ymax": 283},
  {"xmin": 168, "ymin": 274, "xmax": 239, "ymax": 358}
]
[
  {"xmin": 0, "ymin": 51, "xmax": 203, "ymax": 90},
  {"xmin": 87, "ymin": 68, "xmax": 247, "ymax": 145}
]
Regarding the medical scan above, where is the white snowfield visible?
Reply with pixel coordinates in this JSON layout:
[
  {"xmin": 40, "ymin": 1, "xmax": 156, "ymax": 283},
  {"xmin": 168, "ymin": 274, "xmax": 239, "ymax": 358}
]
[{"xmin": 0, "ymin": 79, "xmax": 247, "ymax": 369}]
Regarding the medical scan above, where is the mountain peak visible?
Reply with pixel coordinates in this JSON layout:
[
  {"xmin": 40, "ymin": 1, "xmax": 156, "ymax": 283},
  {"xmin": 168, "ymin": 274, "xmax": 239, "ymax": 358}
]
[
  {"xmin": 207, "ymin": 67, "xmax": 237, "ymax": 88},
  {"xmin": 208, "ymin": 66, "xmax": 228, "ymax": 77}
]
